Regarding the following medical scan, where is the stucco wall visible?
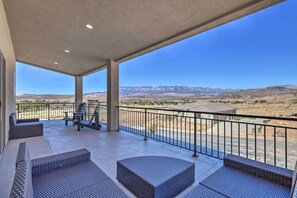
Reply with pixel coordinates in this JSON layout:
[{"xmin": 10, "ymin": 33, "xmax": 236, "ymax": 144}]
[{"xmin": 0, "ymin": 0, "xmax": 16, "ymax": 146}]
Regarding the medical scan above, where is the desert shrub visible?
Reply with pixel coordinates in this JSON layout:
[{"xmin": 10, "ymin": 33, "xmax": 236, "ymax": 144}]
[
  {"xmin": 149, "ymin": 123, "xmax": 157, "ymax": 133},
  {"xmin": 232, "ymin": 100, "xmax": 245, "ymax": 104}
]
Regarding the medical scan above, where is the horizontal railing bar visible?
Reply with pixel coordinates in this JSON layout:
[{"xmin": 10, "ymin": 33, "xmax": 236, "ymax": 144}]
[
  {"xmin": 120, "ymin": 109, "xmax": 297, "ymax": 129},
  {"xmin": 197, "ymin": 117, "xmax": 297, "ymax": 130},
  {"xmin": 16, "ymin": 103, "xmax": 75, "ymax": 105},
  {"xmin": 117, "ymin": 105, "xmax": 297, "ymax": 121}
]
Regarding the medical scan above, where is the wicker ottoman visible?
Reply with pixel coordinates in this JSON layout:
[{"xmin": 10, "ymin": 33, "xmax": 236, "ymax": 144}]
[{"xmin": 117, "ymin": 156, "xmax": 195, "ymax": 198}]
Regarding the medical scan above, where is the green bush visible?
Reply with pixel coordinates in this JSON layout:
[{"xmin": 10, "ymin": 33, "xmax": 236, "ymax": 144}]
[{"xmin": 149, "ymin": 123, "xmax": 157, "ymax": 133}]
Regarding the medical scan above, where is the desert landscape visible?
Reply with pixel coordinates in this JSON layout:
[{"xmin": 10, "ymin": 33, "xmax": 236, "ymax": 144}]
[{"xmin": 16, "ymin": 84, "xmax": 297, "ymax": 117}]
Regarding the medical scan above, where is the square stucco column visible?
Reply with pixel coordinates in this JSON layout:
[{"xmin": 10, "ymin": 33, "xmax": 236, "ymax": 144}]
[
  {"xmin": 75, "ymin": 75, "xmax": 83, "ymax": 110},
  {"xmin": 107, "ymin": 60, "xmax": 119, "ymax": 132}
]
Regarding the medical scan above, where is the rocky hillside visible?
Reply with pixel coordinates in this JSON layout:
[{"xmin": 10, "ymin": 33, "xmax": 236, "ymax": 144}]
[
  {"xmin": 119, "ymin": 86, "xmax": 237, "ymax": 96},
  {"xmin": 16, "ymin": 85, "xmax": 297, "ymax": 101},
  {"xmin": 219, "ymin": 85, "xmax": 297, "ymax": 100}
]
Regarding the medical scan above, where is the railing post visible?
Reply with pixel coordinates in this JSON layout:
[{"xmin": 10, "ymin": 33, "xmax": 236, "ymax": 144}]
[
  {"xmin": 17, "ymin": 103, "xmax": 20, "ymax": 119},
  {"xmin": 88, "ymin": 104, "xmax": 90, "ymax": 120},
  {"xmin": 117, "ymin": 106, "xmax": 120, "ymax": 131},
  {"xmin": 48, "ymin": 104, "xmax": 50, "ymax": 120},
  {"xmin": 144, "ymin": 108, "xmax": 148, "ymax": 141},
  {"xmin": 192, "ymin": 112, "xmax": 198, "ymax": 157}
]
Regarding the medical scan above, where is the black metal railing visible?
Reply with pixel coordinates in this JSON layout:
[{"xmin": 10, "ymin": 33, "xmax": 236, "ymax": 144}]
[
  {"xmin": 16, "ymin": 103, "xmax": 75, "ymax": 120},
  {"xmin": 16, "ymin": 102, "xmax": 108, "ymax": 123},
  {"xmin": 118, "ymin": 106, "xmax": 297, "ymax": 170}
]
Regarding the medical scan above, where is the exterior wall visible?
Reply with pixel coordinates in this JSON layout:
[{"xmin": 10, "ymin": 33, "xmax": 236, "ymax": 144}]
[{"xmin": 0, "ymin": 0, "xmax": 16, "ymax": 146}]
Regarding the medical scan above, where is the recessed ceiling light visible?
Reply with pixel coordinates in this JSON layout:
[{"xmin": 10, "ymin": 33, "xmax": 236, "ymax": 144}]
[
  {"xmin": 64, "ymin": 49, "xmax": 70, "ymax": 53},
  {"xmin": 53, "ymin": 62, "xmax": 58, "ymax": 65},
  {"xmin": 86, "ymin": 24, "xmax": 93, "ymax": 29}
]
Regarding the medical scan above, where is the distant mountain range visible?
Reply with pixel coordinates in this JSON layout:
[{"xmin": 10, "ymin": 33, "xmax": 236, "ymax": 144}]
[
  {"xmin": 119, "ymin": 86, "xmax": 238, "ymax": 96},
  {"xmin": 16, "ymin": 85, "xmax": 297, "ymax": 101},
  {"xmin": 219, "ymin": 85, "xmax": 297, "ymax": 99}
]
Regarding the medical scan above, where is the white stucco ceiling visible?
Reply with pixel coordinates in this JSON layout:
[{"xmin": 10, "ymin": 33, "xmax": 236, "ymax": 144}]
[{"xmin": 3, "ymin": 0, "xmax": 283, "ymax": 76}]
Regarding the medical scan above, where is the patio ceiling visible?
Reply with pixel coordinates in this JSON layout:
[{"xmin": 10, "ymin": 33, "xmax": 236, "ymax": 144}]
[{"xmin": 3, "ymin": 0, "xmax": 283, "ymax": 76}]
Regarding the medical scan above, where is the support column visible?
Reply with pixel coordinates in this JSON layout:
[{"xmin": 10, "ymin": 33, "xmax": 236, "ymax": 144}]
[
  {"xmin": 75, "ymin": 75, "xmax": 83, "ymax": 110},
  {"xmin": 107, "ymin": 60, "xmax": 119, "ymax": 132}
]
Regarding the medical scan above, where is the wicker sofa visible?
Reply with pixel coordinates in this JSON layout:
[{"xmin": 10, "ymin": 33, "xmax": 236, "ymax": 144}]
[
  {"xmin": 10, "ymin": 142, "xmax": 128, "ymax": 198},
  {"xmin": 184, "ymin": 154, "xmax": 297, "ymax": 198},
  {"xmin": 9, "ymin": 113, "xmax": 43, "ymax": 140}
]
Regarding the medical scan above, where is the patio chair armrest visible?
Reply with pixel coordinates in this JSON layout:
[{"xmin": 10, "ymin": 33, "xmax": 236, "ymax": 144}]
[
  {"xmin": 73, "ymin": 111, "xmax": 84, "ymax": 115},
  {"xmin": 31, "ymin": 148, "xmax": 90, "ymax": 175},
  {"xmin": 17, "ymin": 118, "xmax": 39, "ymax": 123},
  {"xmin": 74, "ymin": 112, "xmax": 84, "ymax": 118},
  {"xmin": 224, "ymin": 154, "xmax": 293, "ymax": 186}
]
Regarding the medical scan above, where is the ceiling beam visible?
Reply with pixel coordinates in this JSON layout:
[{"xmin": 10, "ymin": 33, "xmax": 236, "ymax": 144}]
[{"xmin": 80, "ymin": 64, "xmax": 107, "ymax": 76}]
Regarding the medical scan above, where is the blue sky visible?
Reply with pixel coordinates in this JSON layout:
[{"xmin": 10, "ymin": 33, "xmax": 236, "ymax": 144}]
[{"xmin": 16, "ymin": 0, "xmax": 297, "ymax": 95}]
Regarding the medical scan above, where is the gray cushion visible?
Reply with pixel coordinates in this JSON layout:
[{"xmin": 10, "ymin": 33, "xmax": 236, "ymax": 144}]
[
  {"xmin": 10, "ymin": 161, "xmax": 33, "ymax": 198},
  {"xmin": 9, "ymin": 113, "xmax": 16, "ymax": 126},
  {"xmin": 291, "ymin": 161, "xmax": 297, "ymax": 198},
  {"xmin": 184, "ymin": 184, "xmax": 227, "ymax": 198},
  {"xmin": 224, "ymin": 154, "xmax": 293, "ymax": 186},
  {"xmin": 31, "ymin": 148, "xmax": 90, "ymax": 175},
  {"xmin": 32, "ymin": 161, "xmax": 110, "ymax": 198},
  {"xmin": 200, "ymin": 166, "xmax": 290, "ymax": 198},
  {"xmin": 16, "ymin": 142, "xmax": 31, "ymax": 167},
  {"xmin": 63, "ymin": 178, "xmax": 129, "ymax": 198}
]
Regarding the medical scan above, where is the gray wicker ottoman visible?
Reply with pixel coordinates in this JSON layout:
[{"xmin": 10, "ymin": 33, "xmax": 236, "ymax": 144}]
[{"xmin": 117, "ymin": 156, "xmax": 195, "ymax": 198}]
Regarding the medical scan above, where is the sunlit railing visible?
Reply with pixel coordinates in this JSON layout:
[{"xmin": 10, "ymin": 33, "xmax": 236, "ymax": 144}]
[
  {"xmin": 118, "ymin": 106, "xmax": 297, "ymax": 169},
  {"xmin": 15, "ymin": 102, "xmax": 297, "ymax": 169},
  {"xmin": 16, "ymin": 103, "xmax": 75, "ymax": 120},
  {"xmin": 16, "ymin": 102, "xmax": 108, "ymax": 123}
]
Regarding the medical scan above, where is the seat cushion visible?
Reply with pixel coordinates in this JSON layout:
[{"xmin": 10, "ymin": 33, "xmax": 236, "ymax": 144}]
[
  {"xmin": 184, "ymin": 184, "xmax": 227, "ymax": 198},
  {"xmin": 16, "ymin": 122, "xmax": 41, "ymax": 127},
  {"xmin": 63, "ymin": 178, "xmax": 128, "ymax": 198},
  {"xmin": 32, "ymin": 161, "xmax": 110, "ymax": 198},
  {"xmin": 224, "ymin": 154, "xmax": 293, "ymax": 186},
  {"xmin": 291, "ymin": 162, "xmax": 297, "ymax": 198},
  {"xmin": 10, "ymin": 161, "xmax": 33, "ymax": 198},
  {"xmin": 200, "ymin": 166, "xmax": 291, "ymax": 198}
]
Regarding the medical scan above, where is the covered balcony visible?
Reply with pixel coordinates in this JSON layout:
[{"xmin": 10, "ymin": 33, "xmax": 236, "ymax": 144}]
[{"xmin": 0, "ymin": 0, "xmax": 296, "ymax": 197}]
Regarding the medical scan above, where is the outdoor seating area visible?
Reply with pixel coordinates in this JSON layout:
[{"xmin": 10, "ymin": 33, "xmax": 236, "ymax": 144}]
[
  {"xmin": 3, "ymin": 119, "xmax": 296, "ymax": 198},
  {"xmin": 9, "ymin": 113, "xmax": 43, "ymax": 140},
  {"xmin": 0, "ymin": 120, "xmax": 223, "ymax": 198}
]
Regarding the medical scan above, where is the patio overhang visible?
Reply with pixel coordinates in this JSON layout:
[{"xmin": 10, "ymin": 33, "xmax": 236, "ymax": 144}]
[{"xmin": 3, "ymin": 0, "xmax": 284, "ymax": 76}]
